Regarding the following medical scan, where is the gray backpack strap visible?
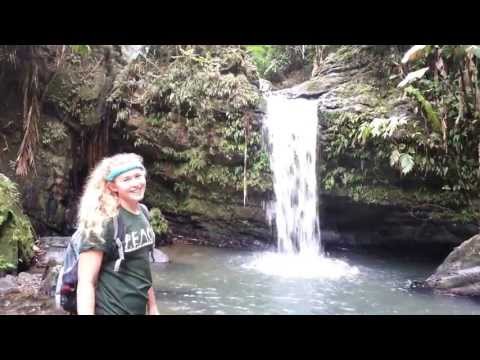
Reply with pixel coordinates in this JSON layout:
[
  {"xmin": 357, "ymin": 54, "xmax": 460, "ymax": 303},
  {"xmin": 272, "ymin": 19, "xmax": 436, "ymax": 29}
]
[
  {"xmin": 139, "ymin": 203, "xmax": 155, "ymax": 263},
  {"xmin": 139, "ymin": 203, "xmax": 149, "ymax": 218},
  {"xmin": 113, "ymin": 215, "xmax": 125, "ymax": 272}
]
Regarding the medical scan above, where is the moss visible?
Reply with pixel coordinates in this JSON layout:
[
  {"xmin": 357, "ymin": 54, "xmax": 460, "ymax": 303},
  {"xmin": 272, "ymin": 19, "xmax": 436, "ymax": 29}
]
[
  {"xmin": 143, "ymin": 180, "xmax": 178, "ymax": 213},
  {"xmin": 79, "ymin": 104, "xmax": 101, "ymax": 127},
  {"xmin": 45, "ymin": 46, "xmax": 115, "ymax": 130},
  {"xmin": 149, "ymin": 208, "xmax": 169, "ymax": 235},
  {"xmin": 331, "ymin": 46, "xmax": 363, "ymax": 63},
  {"xmin": 179, "ymin": 197, "xmax": 232, "ymax": 220},
  {"xmin": 305, "ymin": 81, "xmax": 325, "ymax": 92},
  {"xmin": 178, "ymin": 195, "xmax": 263, "ymax": 222},
  {"xmin": 323, "ymin": 184, "xmax": 479, "ymax": 223},
  {"xmin": 46, "ymin": 72, "xmax": 73, "ymax": 106},
  {"xmin": 78, "ymin": 71, "xmax": 105, "ymax": 102},
  {"xmin": 404, "ymin": 86, "xmax": 442, "ymax": 133},
  {"xmin": 0, "ymin": 255, "xmax": 16, "ymax": 272},
  {"xmin": 0, "ymin": 174, "xmax": 35, "ymax": 270}
]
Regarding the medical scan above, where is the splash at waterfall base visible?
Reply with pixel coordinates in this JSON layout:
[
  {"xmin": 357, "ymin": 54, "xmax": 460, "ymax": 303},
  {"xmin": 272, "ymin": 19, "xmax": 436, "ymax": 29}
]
[{"xmin": 244, "ymin": 252, "xmax": 359, "ymax": 279}]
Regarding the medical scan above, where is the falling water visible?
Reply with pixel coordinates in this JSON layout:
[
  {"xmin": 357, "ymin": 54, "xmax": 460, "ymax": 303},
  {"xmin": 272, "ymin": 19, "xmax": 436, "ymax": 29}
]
[
  {"xmin": 120, "ymin": 45, "xmax": 150, "ymax": 62},
  {"xmin": 263, "ymin": 93, "xmax": 322, "ymax": 256},
  {"xmin": 248, "ymin": 92, "xmax": 358, "ymax": 279}
]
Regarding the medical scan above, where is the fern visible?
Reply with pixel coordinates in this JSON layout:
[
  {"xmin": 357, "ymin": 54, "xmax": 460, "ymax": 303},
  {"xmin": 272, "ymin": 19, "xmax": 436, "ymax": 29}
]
[{"xmin": 399, "ymin": 153, "xmax": 414, "ymax": 175}]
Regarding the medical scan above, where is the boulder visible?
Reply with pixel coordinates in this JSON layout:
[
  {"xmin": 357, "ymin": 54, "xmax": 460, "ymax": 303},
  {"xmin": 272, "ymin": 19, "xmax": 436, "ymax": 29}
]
[
  {"xmin": 0, "ymin": 274, "xmax": 18, "ymax": 296},
  {"xmin": 417, "ymin": 234, "xmax": 480, "ymax": 296},
  {"xmin": 152, "ymin": 248, "xmax": 170, "ymax": 263},
  {"xmin": 39, "ymin": 264, "xmax": 62, "ymax": 297},
  {"xmin": 36, "ymin": 237, "xmax": 69, "ymax": 266}
]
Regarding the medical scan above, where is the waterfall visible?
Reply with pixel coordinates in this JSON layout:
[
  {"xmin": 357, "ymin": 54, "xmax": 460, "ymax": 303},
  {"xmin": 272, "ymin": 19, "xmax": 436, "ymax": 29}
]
[
  {"xmin": 263, "ymin": 93, "xmax": 322, "ymax": 256},
  {"xmin": 244, "ymin": 89, "xmax": 358, "ymax": 279},
  {"xmin": 121, "ymin": 45, "xmax": 150, "ymax": 62}
]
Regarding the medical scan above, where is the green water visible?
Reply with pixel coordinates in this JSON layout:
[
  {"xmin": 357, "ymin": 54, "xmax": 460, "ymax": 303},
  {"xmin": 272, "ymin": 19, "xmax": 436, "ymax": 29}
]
[{"xmin": 152, "ymin": 244, "xmax": 480, "ymax": 315}]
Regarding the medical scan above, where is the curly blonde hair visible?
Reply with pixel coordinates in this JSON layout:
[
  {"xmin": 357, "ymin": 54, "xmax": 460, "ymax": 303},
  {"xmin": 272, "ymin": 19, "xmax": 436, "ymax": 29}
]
[{"xmin": 77, "ymin": 153, "xmax": 145, "ymax": 242}]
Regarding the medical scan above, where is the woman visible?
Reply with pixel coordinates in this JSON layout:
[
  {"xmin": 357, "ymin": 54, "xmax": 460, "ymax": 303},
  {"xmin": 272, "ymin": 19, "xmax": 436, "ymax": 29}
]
[{"xmin": 76, "ymin": 153, "xmax": 159, "ymax": 315}]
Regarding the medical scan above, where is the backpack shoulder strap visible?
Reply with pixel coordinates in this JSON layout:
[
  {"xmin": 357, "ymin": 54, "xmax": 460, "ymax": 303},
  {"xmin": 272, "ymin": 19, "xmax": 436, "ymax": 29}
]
[
  {"xmin": 113, "ymin": 214, "xmax": 126, "ymax": 272},
  {"xmin": 139, "ymin": 203, "xmax": 149, "ymax": 219},
  {"xmin": 139, "ymin": 203, "xmax": 156, "ymax": 262}
]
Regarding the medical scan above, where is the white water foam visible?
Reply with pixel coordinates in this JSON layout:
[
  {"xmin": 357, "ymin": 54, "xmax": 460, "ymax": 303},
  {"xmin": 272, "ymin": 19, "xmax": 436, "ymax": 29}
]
[{"xmin": 244, "ymin": 252, "xmax": 359, "ymax": 279}]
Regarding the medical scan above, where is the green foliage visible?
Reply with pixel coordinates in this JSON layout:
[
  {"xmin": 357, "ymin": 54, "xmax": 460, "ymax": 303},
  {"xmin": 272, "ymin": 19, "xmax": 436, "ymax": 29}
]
[
  {"xmin": 245, "ymin": 45, "xmax": 272, "ymax": 75},
  {"xmin": 398, "ymin": 153, "xmax": 415, "ymax": 175},
  {"xmin": 148, "ymin": 47, "xmax": 260, "ymax": 119},
  {"xmin": 41, "ymin": 121, "xmax": 68, "ymax": 145},
  {"xmin": 404, "ymin": 86, "xmax": 441, "ymax": 133},
  {"xmin": 110, "ymin": 45, "xmax": 272, "ymax": 196},
  {"xmin": 0, "ymin": 174, "xmax": 35, "ymax": 266},
  {"xmin": 321, "ymin": 45, "xmax": 480, "ymax": 214},
  {"xmin": 397, "ymin": 45, "xmax": 480, "ymax": 194},
  {"xmin": 246, "ymin": 45, "xmax": 314, "ymax": 80},
  {"xmin": 70, "ymin": 45, "xmax": 91, "ymax": 57},
  {"xmin": 0, "ymin": 256, "xmax": 15, "ymax": 272},
  {"xmin": 149, "ymin": 208, "xmax": 169, "ymax": 235}
]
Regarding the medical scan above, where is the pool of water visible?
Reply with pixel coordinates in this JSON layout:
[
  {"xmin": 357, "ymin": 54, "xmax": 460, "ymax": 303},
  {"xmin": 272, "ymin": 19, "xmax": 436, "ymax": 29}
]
[{"xmin": 152, "ymin": 244, "xmax": 480, "ymax": 315}]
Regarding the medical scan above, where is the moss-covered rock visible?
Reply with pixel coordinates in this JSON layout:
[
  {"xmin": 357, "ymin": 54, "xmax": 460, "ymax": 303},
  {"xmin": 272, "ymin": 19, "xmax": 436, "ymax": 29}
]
[
  {"xmin": 45, "ymin": 45, "xmax": 122, "ymax": 129},
  {"xmin": 0, "ymin": 174, "xmax": 35, "ymax": 272}
]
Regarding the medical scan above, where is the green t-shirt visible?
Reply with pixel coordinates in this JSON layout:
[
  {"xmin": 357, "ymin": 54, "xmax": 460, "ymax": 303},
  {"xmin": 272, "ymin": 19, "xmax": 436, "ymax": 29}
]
[{"xmin": 79, "ymin": 206, "xmax": 155, "ymax": 315}]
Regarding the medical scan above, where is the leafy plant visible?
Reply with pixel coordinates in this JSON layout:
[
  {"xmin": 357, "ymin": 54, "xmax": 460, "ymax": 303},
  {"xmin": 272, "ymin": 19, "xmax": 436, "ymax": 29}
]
[
  {"xmin": 0, "ymin": 174, "xmax": 35, "ymax": 267},
  {"xmin": 70, "ymin": 45, "xmax": 91, "ymax": 57},
  {"xmin": 0, "ymin": 256, "xmax": 15, "ymax": 272},
  {"xmin": 245, "ymin": 45, "xmax": 315, "ymax": 80},
  {"xmin": 149, "ymin": 208, "xmax": 169, "ymax": 235}
]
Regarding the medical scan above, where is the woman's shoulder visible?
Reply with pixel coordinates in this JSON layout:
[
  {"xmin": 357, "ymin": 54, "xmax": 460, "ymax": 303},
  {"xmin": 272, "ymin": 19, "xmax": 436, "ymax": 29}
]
[{"xmin": 81, "ymin": 217, "xmax": 115, "ymax": 243}]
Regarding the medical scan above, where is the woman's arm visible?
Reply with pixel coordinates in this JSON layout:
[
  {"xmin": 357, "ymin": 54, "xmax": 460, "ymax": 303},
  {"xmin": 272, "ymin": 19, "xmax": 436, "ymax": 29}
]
[
  {"xmin": 77, "ymin": 250, "xmax": 104, "ymax": 315},
  {"xmin": 147, "ymin": 287, "xmax": 159, "ymax": 315}
]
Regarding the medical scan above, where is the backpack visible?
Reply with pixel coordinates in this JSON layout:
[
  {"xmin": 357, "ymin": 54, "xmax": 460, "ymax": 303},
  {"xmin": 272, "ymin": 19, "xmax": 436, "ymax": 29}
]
[{"xmin": 54, "ymin": 204, "xmax": 153, "ymax": 314}]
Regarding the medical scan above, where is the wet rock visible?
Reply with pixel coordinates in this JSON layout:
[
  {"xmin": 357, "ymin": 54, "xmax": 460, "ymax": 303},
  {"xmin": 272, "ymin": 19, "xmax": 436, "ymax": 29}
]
[
  {"xmin": 17, "ymin": 272, "xmax": 33, "ymax": 284},
  {"xmin": 419, "ymin": 234, "xmax": 480, "ymax": 296},
  {"xmin": 0, "ymin": 275, "xmax": 18, "ymax": 296},
  {"xmin": 39, "ymin": 264, "xmax": 62, "ymax": 297},
  {"xmin": 319, "ymin": 193, "xmax": 476, "ymax": 250},
  {"xmin": 16, "ymin": 272, "xmax": 43, "ymax": 296},
  {"xmin": 0, "ymin": 290, "xmax": 65, "ymax": 315},
  {"xmin": 259, "ymin": 79, "xmax": 274, "ymax": 94},
  {"xmin": 152, "ymin": 248, "xmax": 170, "ymax": 263},
  {"xmin": 37, "ymin": 237, "xmax": 69, "ymax": 266}
]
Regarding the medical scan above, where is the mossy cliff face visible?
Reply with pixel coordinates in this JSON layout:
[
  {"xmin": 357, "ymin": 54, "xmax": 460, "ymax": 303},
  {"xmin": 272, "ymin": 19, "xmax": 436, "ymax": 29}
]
[
  {"xmin": 45, "ymin": 45, "xmax": 124, "ymax": 128},
  {"xmin": 0, "ymin": 45, "xmax": 273, "ymax": 248},
  {"xmin": 288, "ymin": 45, "xmax": 478, "ymax": 249},
  {"xmin": 0, "ymin": 109, "xmax": 75, "ymax": 235},
  {"xmin": 0, "ymin": 46, "xmax": 124, "ymax": 236},
  {"xmin": 106, "ymin": 46, "xmax": 274, "ymax": 249}
]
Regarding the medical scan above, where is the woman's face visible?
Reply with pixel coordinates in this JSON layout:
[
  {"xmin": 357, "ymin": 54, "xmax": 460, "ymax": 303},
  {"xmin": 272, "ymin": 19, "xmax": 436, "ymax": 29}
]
[{"xmin": 109, "ymin": 168, "xmax": 146, "ymax": 203}]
